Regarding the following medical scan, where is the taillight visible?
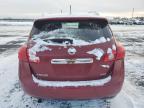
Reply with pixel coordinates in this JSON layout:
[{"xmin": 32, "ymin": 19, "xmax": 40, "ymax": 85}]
[
  {"xmin": 18, "ymin": 45, "xmax": 28, "ymax": 61},
  {"xmin": 116, "ymin": 42, "xmax": 125, "ymax": 60},
  {"xmin": 27, "ymin": 53, "xmax": 40, "ymax": 63},
  {"xmin": 27, "ymin": 49, "xmax": 40, "ymax": 64},
  {"xmin": 102, "ymin": 49, "xmax": 116, "ymax": 62},
  {"xmin": 18, "ymin": 45, "xmax": 40, "ymax": 63},
  {"xmin": 102, "ymin": 43, "xmax": 125, "ymax": 62}
]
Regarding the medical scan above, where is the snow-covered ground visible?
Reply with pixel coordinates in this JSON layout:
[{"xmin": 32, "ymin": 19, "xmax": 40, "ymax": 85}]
[
  {"xmin": 0, "ymin": 23, "xmax": 144, "ymax": 108},
  {"xmin": 0, "ymin": 53, "xmax": 134, "ymax": 108}
]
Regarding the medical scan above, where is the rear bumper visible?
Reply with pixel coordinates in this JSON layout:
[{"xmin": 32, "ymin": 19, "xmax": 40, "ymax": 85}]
[{"xmin": 19, "ymin": 60, "xmax": 124, "ymax": 99}]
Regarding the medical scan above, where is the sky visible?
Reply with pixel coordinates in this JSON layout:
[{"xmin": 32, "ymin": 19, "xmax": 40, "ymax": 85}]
[{"xmin": 0, "ymin": 0, "xmax": 144, "ymax": 18}]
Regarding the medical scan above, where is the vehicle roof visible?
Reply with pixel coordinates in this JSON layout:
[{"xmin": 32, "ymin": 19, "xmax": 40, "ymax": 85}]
[{"xmin": 35, "ymin": 13, "xmax": 108, "ymax": 22}]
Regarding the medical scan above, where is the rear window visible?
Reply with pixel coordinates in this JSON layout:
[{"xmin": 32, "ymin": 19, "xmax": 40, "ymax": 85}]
[{"xmin": 31, "ymin": 19, "xmax": 112, "ymax": 43}]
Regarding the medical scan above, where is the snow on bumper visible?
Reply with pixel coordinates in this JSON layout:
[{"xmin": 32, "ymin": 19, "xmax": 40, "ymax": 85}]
[
  {"xmin": 32, "ymin": 75, "xmax": 111, "ymax": 87},
  {"xmin": 19, "ymin": 60, "xmax": 124, "ymax": 99}
]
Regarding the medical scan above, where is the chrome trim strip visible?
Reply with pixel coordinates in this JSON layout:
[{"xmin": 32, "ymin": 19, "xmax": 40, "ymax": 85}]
[
  {"xmin": 51, "ymin": 58, "xmax": 93, "ymax": 64},
  {"xmin": 32, "ymin": 75, "xmax": 111, "ymax": 87}
]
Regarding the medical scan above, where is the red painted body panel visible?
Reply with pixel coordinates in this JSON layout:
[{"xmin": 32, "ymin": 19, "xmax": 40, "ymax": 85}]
[
  {"xmin": 18, "ymin": 17, "xmax": 125, "ymax": 99},
  {"xmin": 19, "ymin": 59, "xmax": 124, "ymax": 99},
  {"xmin": 29, "ymin": 40, "xmax": 114, "ymax": 81}
]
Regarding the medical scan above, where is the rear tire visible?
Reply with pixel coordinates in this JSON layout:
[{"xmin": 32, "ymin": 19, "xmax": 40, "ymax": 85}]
[{"xmin": 37, "ymin": 98, "xmax": 43, "ymax": 103}]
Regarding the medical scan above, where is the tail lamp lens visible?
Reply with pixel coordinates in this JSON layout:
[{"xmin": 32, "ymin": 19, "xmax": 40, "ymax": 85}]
[
  {"xmin": 18, "ymin": 45, "xmax": 28, "ymax": 61},
  {"xmin": 102, "ymin": 51, "xmax": 116, "ymax": 62},
  {"xmin": 18, "ymin": 45, "xmax": 40, "ymax": 63},
  {"xmin": 102, "ymin": 43, "xmax": 125, "ymax": 62},
  {"xmin": 27, "ymin": 50, "xmax": 40, "ymax": 63}
]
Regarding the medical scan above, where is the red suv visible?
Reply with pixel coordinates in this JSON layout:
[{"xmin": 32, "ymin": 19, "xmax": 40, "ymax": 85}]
[{"xmin": 18, "ymin": 15, "xmax": 125, "ymax": 99}]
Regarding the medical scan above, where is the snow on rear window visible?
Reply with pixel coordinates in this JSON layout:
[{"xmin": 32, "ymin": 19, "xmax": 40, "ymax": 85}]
[{"xmin": 31, "ymin": 20, "xmax": 112, "ymax": 44}]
